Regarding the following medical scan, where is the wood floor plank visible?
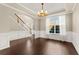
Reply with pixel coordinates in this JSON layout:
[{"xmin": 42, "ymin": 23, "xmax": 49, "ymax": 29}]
[{"xmin": 0, "ymin": 37, "xmax": 78, "ymax": 55}]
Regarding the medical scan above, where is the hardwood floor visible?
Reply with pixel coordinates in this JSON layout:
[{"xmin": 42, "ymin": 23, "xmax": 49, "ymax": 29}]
[{"xmin": 0, "ymin": 37, "xmax": 78, "ymax": 55}]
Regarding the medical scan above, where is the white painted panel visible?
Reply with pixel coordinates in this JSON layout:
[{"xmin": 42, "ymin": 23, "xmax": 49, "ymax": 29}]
[
  {"xmin": 0, "ymin": 31, "xmax": 32, "ymax": 50},
  {"xmin": 0, "ymin": 33, "xmax": 10, "ymax": 50},
  {"xmin": 72, "ymin": 32, "xmax": 79, "ymax": 54},
  {"xmin": 0, "ymin": 30, "xmax": 79, "ymax": 54}
]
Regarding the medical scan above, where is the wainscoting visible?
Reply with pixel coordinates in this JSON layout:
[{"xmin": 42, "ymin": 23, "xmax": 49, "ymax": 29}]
[
  {"xmin": 0, "ymin": 31, "xmax": 32, "ymax": 50},
  {"xmin": 0, "ymin": 31, "xmax": 79, "ymax": 54}
]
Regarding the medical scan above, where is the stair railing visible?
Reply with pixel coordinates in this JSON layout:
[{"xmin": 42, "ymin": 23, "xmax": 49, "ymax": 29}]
[{"xmin": 15, "ymin": 13, "xmax": 32, "ymax": 34}]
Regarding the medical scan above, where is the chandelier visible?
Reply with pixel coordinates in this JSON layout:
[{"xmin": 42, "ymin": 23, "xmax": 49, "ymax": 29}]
[{"xmin": 37, "ymin": 3, "xmax": 48, "ymax": 17}]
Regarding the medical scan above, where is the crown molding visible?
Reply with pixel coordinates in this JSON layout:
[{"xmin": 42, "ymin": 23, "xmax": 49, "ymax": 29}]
[
  {"xmin": 48, "ymin": 9, "xmax": 65, "ymax": 16},
  {"xmin": 17, "ymin": 4, "xmax": 36, "ymax": 16},
  {"xmin": 0, "ymin": 3, "xmax": 37, "ymax": 20},
  {"xmin": 16, "ymin": 4, "xmax": 39, "ymax": 19},
  {"xmin": 64, "ymin": 3, "xmax": 77, "ymax": 12},
  {"xmin": 72, "ymin": 3, "xmax": 77, "ymax": 12},
  {"xmin": 47, "ymin": 10, "xmax": 72, "ymax": 17}
]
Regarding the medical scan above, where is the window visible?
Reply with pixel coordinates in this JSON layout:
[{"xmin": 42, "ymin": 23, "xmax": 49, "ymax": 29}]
[{"xmin": 46, "ymin": 15, "xmax": 66, "ymax": 35}]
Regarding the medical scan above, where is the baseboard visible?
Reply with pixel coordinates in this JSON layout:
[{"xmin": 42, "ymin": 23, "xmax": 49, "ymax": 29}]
[
  {"xmin": 0, "ymin": 44, "xmax": 10, "ymax": 50},
  {"xmin": 37, "ymin": 37, "xmax": 71, "ymax": 43}
]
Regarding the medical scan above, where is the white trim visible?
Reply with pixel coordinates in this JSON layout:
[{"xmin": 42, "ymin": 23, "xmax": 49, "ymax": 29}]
[
  {"xmin": 17, "ymin": 4, "xmax": 36, "ymax": 16},
  {"xmin": 0, "ymin": 4, "xmax": 35, "ymax": 19},
  {"xmin": 0, "ymin": 31, "xmax": 32, "ymax": 50},
  {"xmin": 72, "ymin": 3, "xmax": 77, "ymax": 12},
  {"xmin": 72, "ymin": 32, "xmax": 79, "ymax": 54},
  {"xmin": 47, "ymin": 11, "xmax": 72, "ymax": 17},
  {"xmin": 48, "ymin": 9, "xmax": 65, "ymax": 15},
  {"xmin": 0, "ymin": 30, "xmax": 79, "ymax": 54}
]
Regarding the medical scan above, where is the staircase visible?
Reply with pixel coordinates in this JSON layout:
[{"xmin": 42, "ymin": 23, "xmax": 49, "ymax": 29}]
[{"xmin": 14, "ymin": 13, "xmax": 35, "ymax": 39}]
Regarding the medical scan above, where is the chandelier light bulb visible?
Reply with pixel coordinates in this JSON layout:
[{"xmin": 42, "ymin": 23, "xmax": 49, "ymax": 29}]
[
  {"xmin": 45, "ymin": 10, "xmax": 47, "ymax": 13},
  {"xmin": 41, "ymin": 10, "xmax": 44, "ymax": 13}
]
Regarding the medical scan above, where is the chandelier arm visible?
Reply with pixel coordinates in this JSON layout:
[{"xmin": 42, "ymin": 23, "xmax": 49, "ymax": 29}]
[{"xmin": 38, "ymin": 3, "xmax": 48, "ymax": 17}]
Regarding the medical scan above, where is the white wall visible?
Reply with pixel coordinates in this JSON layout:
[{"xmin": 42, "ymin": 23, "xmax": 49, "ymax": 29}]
[
  {"xmin": 32, "ymin": 13, "xmax": 73, "ymax": 43},
  {"xmin": 0, "ymin": 5, "xmax": 35, "ymax": 50},
  {"xmin": 34, "ymin": 17, "xmax": 46, "ymax": 31},
  {"xmin": 18, "ymin": 14, "xmax": 33, "ymax": 32},
  {"xmin": 66, "ymin": 13, "xmax": 72, "ymax": 31},
  {"xmin": 39, "ymin": 13, "xmax": 72, "ymax": 32},
  {"xmin": 0, "ymin": 3, "xmax": 79, "ymax": 54},
  {"xmin": 72, "ymin": 4, "xmax": 79, "ymax": 54},
  {"xmin": 0, "ymin": 5, "xmax": 24, "ymax": 33},
  {"xmin": 0, "ymin": 33, "xmax": 10, "ymax": 50},
  {"xmin": 72, "ymin": 4, "xmax": 79, "ymax": 33},
  {"xmin": 0, "ymin": 5, "xmax": 23, "ymax": 50},
  {"xmin": 0, "ymin": 31, "xmax": 32, "ymax": 50}
]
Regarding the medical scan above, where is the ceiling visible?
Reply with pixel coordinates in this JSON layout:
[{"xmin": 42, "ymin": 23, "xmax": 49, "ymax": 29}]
[
  {"xmin": 0, "ymin": 3, "xmax": 75, "ymax": 18},
  {"xmin": 20, "ymin": 3, "xmax": 65, "ymax": 14}
]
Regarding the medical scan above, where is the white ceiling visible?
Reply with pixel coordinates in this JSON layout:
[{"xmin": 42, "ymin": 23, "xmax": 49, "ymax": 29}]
[
  {"xmin": 20, "ymin": 3, "xmax": 65, "ymax": 14},
  {"xmin": 1, "ymin": 3, "xmax": 75, "ymax": 18}
]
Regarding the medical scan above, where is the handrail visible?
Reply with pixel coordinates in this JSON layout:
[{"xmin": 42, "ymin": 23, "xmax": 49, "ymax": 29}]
[
  {"xmin": 9, "ymin": 15, "xmax": 28, "ymax": 31},
  {"xmin": 15, "ymin": 13, "xmax": 32, "ymax": 34},
  {"xmin": 15, "ymin": 13, "xmax": 25, "ymax": 24}
]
